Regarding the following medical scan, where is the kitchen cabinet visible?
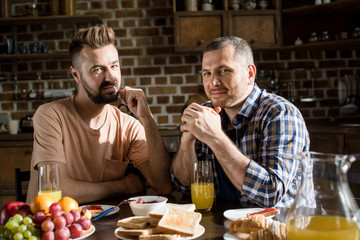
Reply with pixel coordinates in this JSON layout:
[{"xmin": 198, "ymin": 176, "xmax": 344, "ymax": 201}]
[
  {"xmin": 0, "ymin": 133, "xmax": 33, "ymax": 207},
  {"xmin": 173, "ymin": 0, "xmax": 281, "ymax": 52},
  {"xmin": 0, "ymin": 15, "xmax": 102, "ymax": 99},
  {"xmin": 282, "ymin": 0, "xmax": 360, "ymax": 48}
]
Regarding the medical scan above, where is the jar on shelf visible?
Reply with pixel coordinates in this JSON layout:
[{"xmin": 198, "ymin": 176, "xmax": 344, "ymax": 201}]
[
  {"xmin": 244, "ymin": 0, "xmax": 256, "ymax": 10},
  {"xmin": 308, "ymin": 32, "xmax": 318, "ymax": 43},
  {"xmin": 352, "ymin": 27, "xmax": 360, "ymax": 38},
  {"xmin": 26, "ymin": 3, "xmax": 38, "ymax": 17},
  {"xmin": 185, "ymin": 0, "xmax": 197, "ymax": 11},
  {"xmin": 321, "ymin": 31, "xmax": 330, "ymax": 41},
  {"xmin": 230, "ymin": 0, "xmax": 240, "ymax": 10},
  {"xmin": 202, "ymin": 0, "xmax": 214, "ymax": 11},
  {"xmin": 259, "ymin": 0, "xmax": 269, "ymax": 9}
]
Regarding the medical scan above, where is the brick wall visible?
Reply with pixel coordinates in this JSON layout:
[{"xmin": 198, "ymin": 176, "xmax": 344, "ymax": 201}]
[{"xmin": 0, "ymin": 0, "xmax": 359, "ymax": 126}]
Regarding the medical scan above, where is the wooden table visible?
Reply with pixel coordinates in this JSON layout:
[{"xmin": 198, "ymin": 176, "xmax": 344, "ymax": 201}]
[{"xmin": 83, "ymin": 189, "xmax": 288, "ymax": 240}]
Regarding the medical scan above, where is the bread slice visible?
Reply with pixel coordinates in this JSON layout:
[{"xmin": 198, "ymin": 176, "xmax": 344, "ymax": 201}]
[
  {"xmin": 139, "ymin": 234, "xmax": 180, "ymax": 240},
  {"xmin": 116, "ymin": 227, "xmax": 162, "ymax": 237},
  {"xmin": 246, "ymin": 208, "xmax": 280, "ymax": 218},
  {"xmin": 149, "ymin": 203, "xmax": 196, "ymax": 219},
  {"xmin": 117, "ymin": 216, "xmax": 152, "ymax": 229},
  {"xmin": 157, "ymin": 208, "xmax": 202, "ymax": 237}
]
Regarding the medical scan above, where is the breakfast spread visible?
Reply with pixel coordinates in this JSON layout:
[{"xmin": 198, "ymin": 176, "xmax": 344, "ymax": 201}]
[
  {"xmin": 246, "ymin": 208, "xmax": 280, "ymax": 218},
  {"xmin": 229, "ymin": 208, "xmax": 286, "ymax": 240},
  {"xmin": 116, "ymin": 203, "xmax": 202, "ymax": 239},
  {"xmin": 85, "ymin": 205, "xmax": 104, "ymax": 215}
]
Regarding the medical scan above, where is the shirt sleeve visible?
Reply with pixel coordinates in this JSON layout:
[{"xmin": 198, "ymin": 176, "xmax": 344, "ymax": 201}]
[
  {"xmin": 170, "ymin": 169, "xmax": 191, "ymax": 194},
  {"xmin": 31, "ymin": 104, "xmax": 66, "ymax": 169},
  {"xmin": 241, "ymin": 104, "xmax": 308, "ymax": 207}
]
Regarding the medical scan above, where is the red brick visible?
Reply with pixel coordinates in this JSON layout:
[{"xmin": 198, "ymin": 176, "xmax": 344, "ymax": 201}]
[
  {"xmin": 157, "ymin": 116, "xmax": 169, "ymax": 124},
  {"xmin": 150, "ymin": 106, "xmax": 161, "ymax": 114},
  {"xmin": 149, "ymin": 86, "xmax": 176, "ymax": 95},
  {"xmin": 134, "ymin": 67, "xmax": 161, "ymax": 76},
  {"xmin": 164, "ymin": 66, "xmax": 192, "ymax": 74},
  {"xmin": 140, "ymin": 77, "xmax": 151, "ymax": 85},
  {"xmin": 115, "ymin": 10, "xmax": 143, "ymax": 18},
  {"xmin": 166, "ymin": 105, "xmax": 184, "ymax": 114},
  {"xmin": 157, "ymin": 96, "xmax": 169, "ymax": 104},
  {"xmin": 173, "ymin": 96, "xmax": 185, "ymax": 104},
  {"xmin": 1, "ymin": 102, "xmax": 14, "ymax": 111},
  {"xmin": 170, "ymin": 76, "xmax": 183, "ymax": 84},
  {"xmin": 155, "ymin": 77, "xmax": 167, "ymax": 84},
  {"xmin": 123, "ymin": 77, "xmax": 137, "ymax": 86}
]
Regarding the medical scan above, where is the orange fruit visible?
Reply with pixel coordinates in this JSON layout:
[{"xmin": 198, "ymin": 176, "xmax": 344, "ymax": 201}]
[
  {"xmin": 57, "ymin": 196, "xmax": 79, "ymax": 212},
  {"xmin": 30, "ymin": 195, "xmax": 55, "ymax": 214}
]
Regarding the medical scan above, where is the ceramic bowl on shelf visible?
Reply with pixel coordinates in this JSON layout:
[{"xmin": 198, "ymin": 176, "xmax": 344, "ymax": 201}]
[{"xmin": 128, "ymin": 196, "xmax": 167, "ymax": 216}]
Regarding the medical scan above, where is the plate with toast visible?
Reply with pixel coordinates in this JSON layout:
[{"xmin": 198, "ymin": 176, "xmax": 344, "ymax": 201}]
[
  {"xmin": 114, "ymin": 203, "xmax": 204, "ymax": 240},
  {"xmin": 80, "ymin": 204, "xmax": 120, "ymax": 217},
  {"xmin": 224, "ymin": 208, "xmax": 280, "ymax": 221}
]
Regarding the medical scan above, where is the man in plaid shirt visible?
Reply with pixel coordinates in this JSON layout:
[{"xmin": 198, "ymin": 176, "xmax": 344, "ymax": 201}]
[{"xmin": 171, "ymin": 36, "xmax": 310, "ymax": 208}]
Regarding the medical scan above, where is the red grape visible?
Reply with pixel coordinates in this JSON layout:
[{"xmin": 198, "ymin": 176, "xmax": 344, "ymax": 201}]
[
  {"xmin": 69, "ymin": 223, "xmax": 83, "ymax": 238},
  {"xmin": 50, "ymin": 210, "xmax": 63, "ymax": 220},
  {"xmin": 41, "ymin": 230, "xmax": 55, "ymax": 240},
  {"xmin": 69, "ymin": 209, "xmax": 81, "ymax": 222},
  {"xmin": 41, "ymin": 219, "xmax": 55, "ymax": 232},
  {"xmin": 34, "ymin": 211, "xmax": 47, "ymax": 224},
  {"xmin": 76, "ymin": 217, "xmax": 91, "ymax": 230},
  {"xmin": 49, "ymin": 203, "xmax": 62, "ymax": 213},
  {"xmin": 61, "ymin": 212, "xmax": 74, "ymax": 227},
  {"xmin": 53, "ymin": 216, "xmax": 66, "ymax": 230},
  {"xmin": 54, "ymin": 227, "xmax": 70, "ymax": 240}
]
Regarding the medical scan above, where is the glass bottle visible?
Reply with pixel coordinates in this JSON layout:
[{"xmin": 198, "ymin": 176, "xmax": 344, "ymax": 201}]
[{"xmin": 286, "ymin": 152, "xmax": 360, "ymax": 240}]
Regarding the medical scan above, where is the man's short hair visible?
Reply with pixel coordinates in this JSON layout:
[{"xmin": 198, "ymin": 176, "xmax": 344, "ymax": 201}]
[
  {"xmin": 69, "ymin": 25, "xmax": 116, "ymax": 66},
  {"xmin": 203, "ymin": 36, "xmax": 254, "ymax": 67}
]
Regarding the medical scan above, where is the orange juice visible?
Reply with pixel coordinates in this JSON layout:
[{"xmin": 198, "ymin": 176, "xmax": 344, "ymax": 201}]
[
  {"xmin": 191, "ymin": 182, "xmax": 214, "ymax": 211},
  {"xmin": 38, "ymin": 190, "xmax": 62, "ymax": 202},
  {"xmin": 287, "ymin": 215, "xmax": 360, "ymax": 240}
]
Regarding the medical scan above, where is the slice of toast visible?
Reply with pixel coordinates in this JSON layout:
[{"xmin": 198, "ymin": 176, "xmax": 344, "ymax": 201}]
[
  {"xmin": 149, "ymin": 203, "xmax": 196, "ymax": 219},
  {"xmin": 116, "ymin": 227, "xmax": 163, "ymax": 237},
  {"xmin": 117, "ymin": 216, "xmax": 152, "ymax": 229},
  {"xmin": 157, "ymin": 207, "xmax": 202, "ymax": 237}
]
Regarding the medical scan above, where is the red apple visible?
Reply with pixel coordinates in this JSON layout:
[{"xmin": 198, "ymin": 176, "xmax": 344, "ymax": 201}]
[{"xmin": 0, "ymin": 202, "xmax": 31, "ymax": 225}]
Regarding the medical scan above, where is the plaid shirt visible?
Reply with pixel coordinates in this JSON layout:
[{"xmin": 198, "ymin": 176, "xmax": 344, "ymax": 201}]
[{"xmin": 171, "ymin": 84, "xmax": 310, "ymax": 208}]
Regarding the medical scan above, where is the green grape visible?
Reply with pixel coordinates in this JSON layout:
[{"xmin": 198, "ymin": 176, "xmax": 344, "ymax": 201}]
[
  {"xmin": 13, "ymin": 232, "xmax": 24, "ymax": 240},
  {"xmin": 23, "ymin": 217, "xmax": 33, "ymax": 225},
  {"xmin": 24, "ymin": 229, "xmax": 32, "ymax": 238},
  {"xmin": 29, "ymin": 236, "xmax": 38, "ymax": 240},
  {"xmin": 11, "ymin": 226, "xmax": 19, "ymax": 234},
  {"xmin": 6, "ymin": 220, "xmax": 19, "ymax": 230},
  {"xmin": 18, "ymin": 224, "xmax": 27, "ymax": 233},
  {"xmin": 4, "ymin": 228, "xmax": 12, "ymax": 238},
  {"xmin": 14, "ymin": 214, "xmax": 23, "ymax": 222},
  {"xmin": 27, "ymin": 225, "xmax": 36, "ymax": 234}
]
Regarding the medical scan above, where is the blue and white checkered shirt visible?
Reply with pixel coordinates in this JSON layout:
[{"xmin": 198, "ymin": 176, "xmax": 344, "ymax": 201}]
[{"xmin": 171, "ymin": 84, "xmax": 310, "ymax": 208}]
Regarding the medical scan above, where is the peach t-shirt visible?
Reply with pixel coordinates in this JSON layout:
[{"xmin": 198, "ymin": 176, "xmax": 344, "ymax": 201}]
[{"xmin": 31, "ymin": 96, "xmax": 149, "ymax": 182}]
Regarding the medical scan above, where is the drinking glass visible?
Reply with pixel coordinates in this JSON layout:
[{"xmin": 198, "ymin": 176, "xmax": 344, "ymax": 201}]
[
  {"xmin": 191, "ymin": 160, "xmax": 214, "ymax": 212},
  {"xmin": 38, "ymin": 162, "xmax": 62, "ymax": 202}
]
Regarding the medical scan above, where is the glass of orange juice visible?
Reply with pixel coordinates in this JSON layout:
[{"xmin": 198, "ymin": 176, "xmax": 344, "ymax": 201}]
[
  {"xmin": 191, "ymin": 160, "xmax": 214, "ymax": 212},
  {"xmin": 38, "ymin": 162, "xmax": 62, "ymax": 202}
]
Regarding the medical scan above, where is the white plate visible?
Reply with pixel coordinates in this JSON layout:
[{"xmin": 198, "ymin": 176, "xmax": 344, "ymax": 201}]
[
  {"xmin": 70, "ymin": 224, "xmax": 95, "ymax": 240},
  {"xmin": 79, "ymin": 204, "xmax": 120, "ymax": 217},
  {"xmin": 224, "ymin": 208, "xmax": 268, "ymax": 221},
  {"xmin": 223, "ymin": 231, "xmax": 240, "ymax": 240},
  {"xmin": 114, "ymin": 224, "xmax": 205, "ymax": 240}
]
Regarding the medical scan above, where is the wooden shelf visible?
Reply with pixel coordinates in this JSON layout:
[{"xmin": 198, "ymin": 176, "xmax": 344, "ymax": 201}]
[
  {"xmin": 252, "ymin": 38, "xmax": 360, "ymax": 52},
  {"xmin": 0, "ymin": 52, "xmax": 69, "ymax": 61},
  {"xmin": 282, "ymin": 0, "xmax": 360, "ymax": 16},
  {"xmin": 0, "ymin": 15, "xmax": 102, "ymax": 26}
]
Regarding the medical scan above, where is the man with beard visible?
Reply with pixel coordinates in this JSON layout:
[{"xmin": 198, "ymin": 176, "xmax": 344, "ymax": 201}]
[
  {"xmin": 27, "ymin": 25, "xmax": 173, "ymax": 203},
  {"xmin": 171, "ymin": 36, "xmax": 309, "ymax": 208}
]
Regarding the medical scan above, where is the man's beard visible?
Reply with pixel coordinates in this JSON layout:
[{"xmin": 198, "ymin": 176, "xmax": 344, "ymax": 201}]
[{"xmin": 80, "ymin": 75, "xmax": 119, "ymax": 104}]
